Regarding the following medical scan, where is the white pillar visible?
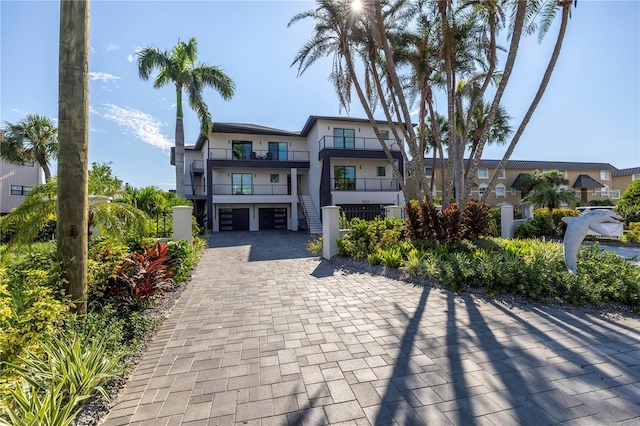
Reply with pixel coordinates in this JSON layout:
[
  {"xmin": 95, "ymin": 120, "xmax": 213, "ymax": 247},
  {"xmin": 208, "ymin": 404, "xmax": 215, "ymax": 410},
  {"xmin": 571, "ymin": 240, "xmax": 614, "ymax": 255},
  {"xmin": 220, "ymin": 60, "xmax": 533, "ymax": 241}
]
[
  {"xmin": 322, "ymin": 206, "xmax": 341, "ymax": 260},
  {"xmin": 522, "ymin": 202, "xmax": 534, "ymax": 219},
  {"xmin": 172, "ymin": 205, "xmax": 193, "ymax": 245},
  {"xmin": 385, "ymin": 205, "xmax": 403, "ymax": 219},
  {"xmin": 499, "ymin": 203, "xmax": 514, "ymax": 239},
  {"xmin": 291, "ymin": 168, "xmax": 298, "ymax": 231}
]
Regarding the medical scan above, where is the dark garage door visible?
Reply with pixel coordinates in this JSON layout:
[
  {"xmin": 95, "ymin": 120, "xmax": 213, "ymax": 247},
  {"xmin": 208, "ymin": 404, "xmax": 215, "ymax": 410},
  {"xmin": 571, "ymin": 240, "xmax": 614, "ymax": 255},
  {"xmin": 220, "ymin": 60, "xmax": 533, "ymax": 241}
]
[
  {"xmin": 219, "ymin": 208, "xmax": 250, "ymax": 231},
  {"xmin": 259, "ymin": 208, "xmax": 287, "ymax": 230}
]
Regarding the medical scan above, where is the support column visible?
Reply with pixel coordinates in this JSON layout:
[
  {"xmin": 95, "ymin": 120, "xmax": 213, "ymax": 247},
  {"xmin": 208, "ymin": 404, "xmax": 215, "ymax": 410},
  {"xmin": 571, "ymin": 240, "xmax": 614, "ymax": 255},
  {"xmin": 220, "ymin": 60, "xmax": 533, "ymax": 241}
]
[
  {"xmin": 172, "ymin": 205, "xmax": 193, "ymax": 245},
  {"xmin": 322, "ymin": 206, "xmax": 340, "ymax": 259},
  {"xmin": 499, "ymin": 203, "xmax": 514, "ymax": 239},
  {"xmin": 291, "ymin": 168, "xmax": 298, "ymax": 231}
]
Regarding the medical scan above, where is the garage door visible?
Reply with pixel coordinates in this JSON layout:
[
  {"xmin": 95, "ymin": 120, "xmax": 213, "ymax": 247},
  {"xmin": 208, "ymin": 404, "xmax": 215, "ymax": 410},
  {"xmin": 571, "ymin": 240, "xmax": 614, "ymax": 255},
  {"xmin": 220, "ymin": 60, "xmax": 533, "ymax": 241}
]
[
  {"xmin": 259, "ymin": 208, "xmax": 287, "ymax": 230},
  {"xmin": 219, "ymin": 208, "xmax": 249, "ymax": 231}
]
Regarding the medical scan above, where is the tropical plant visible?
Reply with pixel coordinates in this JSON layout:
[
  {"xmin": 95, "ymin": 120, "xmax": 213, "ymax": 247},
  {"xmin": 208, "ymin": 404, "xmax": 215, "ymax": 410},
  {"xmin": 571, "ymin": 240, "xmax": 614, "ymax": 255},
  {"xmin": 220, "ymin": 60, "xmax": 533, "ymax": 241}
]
[
  {"xmin": 0, "ymin": 114, "xmax": 58, "ymax": 182},
  {"xmin": 137, "ymin": 37, "xmax": 235, "ymax": 197},
  {"xmin": 0, "ymin": 164, "xmax": 149, "ymax": 247},
  {"xmin": 114, "ymin": 242, "xmax": 174, "ymax": 304},
  {"xmin": 525, "ymin": 171, "xmax": 577, "ymax": 234},
  {"xmin": 617, "ymin": 178, "xmax": 640, "ymax": 218},
  {"xmin": 57, "ymin": 0, "xmax": 90, "ymax": 314}
]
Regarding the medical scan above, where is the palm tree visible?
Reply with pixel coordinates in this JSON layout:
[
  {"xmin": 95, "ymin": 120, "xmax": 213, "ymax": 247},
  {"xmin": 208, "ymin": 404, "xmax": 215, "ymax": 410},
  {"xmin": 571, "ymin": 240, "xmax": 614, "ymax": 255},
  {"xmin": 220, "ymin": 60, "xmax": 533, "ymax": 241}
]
[
  {"xmin": 137, "ymin": 38, "xmax": 235, "ymax": 198},
  {"xmin": 480, "ymin": 0, "xmax": 576, "ymax": 202},
  {"xmin": 57, "ymin": 0, "xmax": 90, "ymax": 314},
  {"xmin": 1, "ymin": 114, "xmax": 58, "ymax": 182},
  {"xmin": 526, "ymin": 184, "xmax": 577, "ymax": 235}
]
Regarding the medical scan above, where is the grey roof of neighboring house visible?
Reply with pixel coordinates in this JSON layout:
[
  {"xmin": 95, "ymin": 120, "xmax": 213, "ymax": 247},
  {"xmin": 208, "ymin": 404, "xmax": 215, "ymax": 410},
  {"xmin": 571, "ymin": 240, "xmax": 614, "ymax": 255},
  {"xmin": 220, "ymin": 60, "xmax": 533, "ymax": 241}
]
[
  {"xmin": 189, "ymin": 122, "xmax": 300, "ymax": 150},
  {"xmin": 423, "ymin": 158, "xmax": 618, "ymax": 171},
  {"xmin": 572, "ymin": 174, "xmax": 604, "ymax": 189},
  {"xmin": 612, "ymin": 167, "xmax": 640, "ymax": 177}
]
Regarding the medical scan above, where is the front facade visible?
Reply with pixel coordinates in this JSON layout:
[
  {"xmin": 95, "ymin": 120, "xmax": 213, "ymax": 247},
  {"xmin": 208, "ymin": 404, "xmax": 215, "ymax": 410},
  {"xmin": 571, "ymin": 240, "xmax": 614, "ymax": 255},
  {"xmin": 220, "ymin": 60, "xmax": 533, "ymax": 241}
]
[
  {"xmin": 0, "ymin": 159, "xmax": 42, "ymax": 215},
  {"xmin": 184, "ymin": 117, "xmax": 405, "ymax": 232},
  {"xmin": 424, "ymin": 159, "xmax": 629, "ymax": 206},
  {"xmin": 611, "ymin": 167, "xmax": 640, "ymax": 201}
]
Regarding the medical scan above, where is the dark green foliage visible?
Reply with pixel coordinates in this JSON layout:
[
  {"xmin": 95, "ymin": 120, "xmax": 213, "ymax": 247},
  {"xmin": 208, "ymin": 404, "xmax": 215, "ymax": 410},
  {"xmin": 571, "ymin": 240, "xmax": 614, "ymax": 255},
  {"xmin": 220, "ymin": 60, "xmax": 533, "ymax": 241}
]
[
  {"xmin": 587, "ymin": 199, "xmax": 614, "ymax": 206},
  {"xmin": 405, "ymin": 200, "xmax": 490, "ymax": 243},
  {"xmin": 515, "ymin": 215, "xmax": 548, "ymax": 238},
  {"xmin": 618, "ymin": 179, "xmax": 640, "ymax": 213},
  {"xmin": 166, "ymin": 240, "xmax": 196, "ymax": 283}
]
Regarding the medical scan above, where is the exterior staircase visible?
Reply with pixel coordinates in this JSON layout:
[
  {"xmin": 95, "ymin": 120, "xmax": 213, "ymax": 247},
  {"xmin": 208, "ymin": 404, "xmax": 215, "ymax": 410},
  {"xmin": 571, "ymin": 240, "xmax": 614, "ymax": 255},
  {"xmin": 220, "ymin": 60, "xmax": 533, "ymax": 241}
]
[{"xmin": 299, "ymin": 194, "xmax": 323, "ymax": 234}]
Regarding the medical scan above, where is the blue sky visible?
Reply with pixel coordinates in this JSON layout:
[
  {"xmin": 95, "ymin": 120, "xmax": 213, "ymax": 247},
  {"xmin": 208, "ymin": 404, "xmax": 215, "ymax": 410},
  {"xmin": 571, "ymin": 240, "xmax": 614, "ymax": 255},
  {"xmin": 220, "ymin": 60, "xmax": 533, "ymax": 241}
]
[{"xmin": 1, "ymin": 1, "xmax": 639, "ymax": 190}]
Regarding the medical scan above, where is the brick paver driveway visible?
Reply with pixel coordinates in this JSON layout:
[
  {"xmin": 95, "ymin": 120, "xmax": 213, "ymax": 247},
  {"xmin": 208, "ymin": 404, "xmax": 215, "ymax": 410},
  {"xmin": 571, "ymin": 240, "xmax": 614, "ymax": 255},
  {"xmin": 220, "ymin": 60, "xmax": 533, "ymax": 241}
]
[{"xmin": 105, "ymin": 231, "xmax": 640, "ymax": 425}]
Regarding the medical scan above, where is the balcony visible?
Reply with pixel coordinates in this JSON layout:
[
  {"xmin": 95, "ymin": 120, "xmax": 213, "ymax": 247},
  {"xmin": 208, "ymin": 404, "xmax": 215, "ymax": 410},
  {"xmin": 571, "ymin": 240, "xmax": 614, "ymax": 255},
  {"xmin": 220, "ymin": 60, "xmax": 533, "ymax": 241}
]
[
  {"xmin": 191, "ymin": 160, "xmax": 204, "ymax": 175},
  {"xmin": 319, "ymin": 136, "xmax": 401, "ymax": 152},
  {"xmin": 212, "ymin": 184, "xmax": 291, "ymax": 196},
  {"xmin": 209, "ymin": 148, "xmax": 310, "ymax": 162},
  {"xmin": 184, "ymin": 184, "xmax": 206, "ymax": 198},
  {"xmin": 331, "ymin": 178, "xmax": 400, "ymax": 191}
]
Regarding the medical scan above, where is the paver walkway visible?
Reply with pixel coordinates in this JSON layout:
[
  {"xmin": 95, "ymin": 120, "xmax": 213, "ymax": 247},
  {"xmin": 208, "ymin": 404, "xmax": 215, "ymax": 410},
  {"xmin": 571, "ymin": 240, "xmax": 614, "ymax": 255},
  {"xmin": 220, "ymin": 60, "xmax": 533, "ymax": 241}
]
[{"xmin": 104, "ymin": 231, "xmax": 640, "ymax": 425}]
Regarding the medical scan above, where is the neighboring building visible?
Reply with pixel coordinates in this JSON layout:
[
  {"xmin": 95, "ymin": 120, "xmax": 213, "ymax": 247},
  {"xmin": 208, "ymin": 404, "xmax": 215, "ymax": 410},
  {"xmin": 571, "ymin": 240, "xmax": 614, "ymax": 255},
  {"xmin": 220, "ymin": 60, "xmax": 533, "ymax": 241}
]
[
  {"xmin": 0, "ymin": 159, "xmax": 42, "ymax": 215},
  {"xmin": 183, "ymin": 116, "xmax": 405, "ymax": 232},
  {"xmin": 423, "ymin": 158, "xmax": 620, "ymax": 205},
  {"xmin": 612, "ymin": 167, "xmax": 640, "ymax": 202}
]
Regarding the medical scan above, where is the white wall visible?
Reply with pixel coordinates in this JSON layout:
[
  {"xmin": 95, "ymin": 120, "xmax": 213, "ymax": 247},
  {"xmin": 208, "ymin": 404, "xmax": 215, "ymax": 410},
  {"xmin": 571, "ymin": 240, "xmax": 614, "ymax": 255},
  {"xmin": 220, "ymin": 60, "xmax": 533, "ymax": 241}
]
[{"xmin": 0, "ymin": 161, "xmax": 42, "ymax": 214}]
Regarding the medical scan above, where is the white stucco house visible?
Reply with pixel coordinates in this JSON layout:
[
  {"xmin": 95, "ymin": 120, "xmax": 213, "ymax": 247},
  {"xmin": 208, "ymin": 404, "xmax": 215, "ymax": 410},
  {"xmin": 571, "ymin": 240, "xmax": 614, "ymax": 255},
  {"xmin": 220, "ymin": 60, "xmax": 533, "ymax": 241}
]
[{"xmin": 179, "ymin": 115, "xmax": 407, "ymax": 232}]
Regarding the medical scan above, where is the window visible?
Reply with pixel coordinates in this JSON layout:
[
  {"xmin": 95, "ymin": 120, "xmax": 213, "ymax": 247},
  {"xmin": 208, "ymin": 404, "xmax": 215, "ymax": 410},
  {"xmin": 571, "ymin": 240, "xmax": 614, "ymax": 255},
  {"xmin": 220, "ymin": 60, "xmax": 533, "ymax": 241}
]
[
  {"xmin": 334, "ymin": 166, "xmax": 355, "ymax": 190},
  {"xmin": 21, "ymin": 161, "xmax": 34, "ymax": 167},
  {"xmin": 268, "ymin": 142, "xmax": 288, "ymax": 161},
  {"xmin": 379, "ymin": 130, "xmax": 389, "ymax": 140},
  {"xmin": 600, "ymin": 170, "xmax": 609, "ymax": 180},
  {"xmin": 478, "ymin": 168, "xmax": 488, "ymax": 179},
  {"xmin": 612, "ymin": 190, "xmax": 621, "ymax": 200},
  {"xmin": 633, "ymin": 174, "xmax": 640, "ymax": 181},
  {"xmin": 10, "ymin": 185, "xmax": 31, "ymax": 196},
  {"xmin": 497, "ymin": 169, "xmax": 506, "ymax": 179},
  {"xmin": 496, "ymin": 184, "xmax": 506, "ymax": 197},
  {"xmin": 592, "ymin": 188, "xmax": 597, "ymax": 195},
  {"xmin": 601, "ymin": 185, "xmax": 609, "ymax": 197},
  {"xmin": 232, "ymin": 141, "xmax": 252, "ymax": 160},
  {"xmin": 333, "ymin": 128, "xmax": 355, "ymax": 149},
  {"xmin": 232, "ymin": 173, "xmax": 252, "ymax": 195},
  {"xmin": 478, "ymin": 184, "xmax": 488, "ymax": 196},
  {"xmin": 511, "ymin": 188, "xmax": 516, "ymax": 196},
  {"xmin": 270, "ymin": 174, "xmax": 279, "ymax": 183},
  {"xmin": 425, "ymin": 168, "xmax": 433, "ymax": 178},
  {"xmin": 376, "ymin": 166, "xmax": 386, "ymax": 177}
]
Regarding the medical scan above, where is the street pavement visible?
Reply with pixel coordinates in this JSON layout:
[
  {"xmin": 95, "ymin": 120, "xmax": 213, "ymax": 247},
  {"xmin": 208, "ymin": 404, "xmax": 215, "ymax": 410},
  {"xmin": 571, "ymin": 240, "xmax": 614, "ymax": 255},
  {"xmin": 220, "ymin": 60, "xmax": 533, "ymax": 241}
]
[{"xmin": 103, "ymin": 231, "xmax": 640, "ymax": 425}]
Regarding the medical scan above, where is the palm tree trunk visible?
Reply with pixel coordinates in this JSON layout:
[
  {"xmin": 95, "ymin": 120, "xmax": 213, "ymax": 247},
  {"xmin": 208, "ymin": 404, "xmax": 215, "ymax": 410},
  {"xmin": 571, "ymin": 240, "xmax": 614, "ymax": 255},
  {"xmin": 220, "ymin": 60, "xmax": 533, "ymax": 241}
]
[
  {"xmin": 548, "ymin": 206, "xmax": 554, "ymax": 235},
  {"xmin": 481, "ymin": 2, "xmax": 571, "ymax": 203},
  {"xmin": 464, "ymin": 0, "xmax": 527, "ymax": 201},
  {"xmin": 175, "ymin": 112, "xmax": 185, "ymax": 198},
  {"xmin": 37, "ymin": 151, "xmax": 52, "ymax": 182},
  {"xmin": 57, "ymin": 0, "xmax": 90, "ymax": 315}
]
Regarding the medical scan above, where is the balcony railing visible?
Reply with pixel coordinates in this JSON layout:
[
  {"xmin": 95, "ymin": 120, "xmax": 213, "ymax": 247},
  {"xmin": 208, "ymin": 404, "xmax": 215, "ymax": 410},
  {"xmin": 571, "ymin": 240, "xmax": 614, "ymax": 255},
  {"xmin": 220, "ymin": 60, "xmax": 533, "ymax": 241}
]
[
  {"xmin": 184, "ymin": 185, "xmax": 206, "ymax": 197},
  {"xmin": 191, "ymin": 160, "xmax": 204, "ymax": 174},
  {"xmin": 212, "ymin": 184, "xmax": 291, "ymax": 196},
  {"xmin": 319, "ymin": 136, "xmax": 401, "ymax": 152},
  {"xmin": 208, "ymin": 148, "xmax": 310, "ymax": 162},
  {"xmin": 331, "ymin": 178, "xmax": 400, "ymax": 191}
]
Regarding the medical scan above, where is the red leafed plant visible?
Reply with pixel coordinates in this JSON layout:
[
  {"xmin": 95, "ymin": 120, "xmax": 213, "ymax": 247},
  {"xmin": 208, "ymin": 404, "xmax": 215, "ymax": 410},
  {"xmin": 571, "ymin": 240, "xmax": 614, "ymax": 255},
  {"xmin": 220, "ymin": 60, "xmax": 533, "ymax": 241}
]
[{"xmin": 116, "ymin": 242, "xmax": 174, "ymax": 303}]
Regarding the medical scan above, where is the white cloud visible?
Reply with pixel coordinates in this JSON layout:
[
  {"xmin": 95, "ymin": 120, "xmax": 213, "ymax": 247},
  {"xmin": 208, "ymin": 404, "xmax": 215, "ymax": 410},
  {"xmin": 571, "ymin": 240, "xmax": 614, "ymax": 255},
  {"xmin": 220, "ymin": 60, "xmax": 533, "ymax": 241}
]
[
  {"xmin": 98, "ymin": 104, "xmax": 173, "ymax": 150},
  {"xmin": 127, "ymin": 54, "xmax": 134, "ymax": 63},
  {"xmin": 10, "ymin": 108, "xmax": 27, "ymax": 115},
  {"xmin": 90, "ymin": 46, "xmax": 96, "ymax": 53},
  {"xmin": 89, "ymin": 105, "xmax": 98, "ymax": 114},
  {"xmin": 90, "ymin": 128, "xmax": 105, "ymax": 133},
  {"xmin": 89, "ymin": 72, "xmax": 120, "ymax": 82},
  {"xmin": 106, "ymin": 43, "xmax": 119, "ymax": 51},
  {"xmin": 410, "ymin": 109, "xmax": 419, "ymax": 116}
]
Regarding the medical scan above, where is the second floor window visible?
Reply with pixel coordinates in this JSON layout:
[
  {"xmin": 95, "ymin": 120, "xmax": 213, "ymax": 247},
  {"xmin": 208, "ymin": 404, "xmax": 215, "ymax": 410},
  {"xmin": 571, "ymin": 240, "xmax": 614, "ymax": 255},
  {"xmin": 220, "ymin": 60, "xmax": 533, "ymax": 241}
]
[
  {"xmin": 425, "ymin": 168, "xmax": 433, "ymax": 178},
  {"xmin": 10, "ymin": 185, "xmax": 31, "ymax": 195},
  {"xmin": 232, "ymin": 173, "xmax": 252, "ymax": 195},
  {"xmin": 377, "ymin": 166, "xmax": 386, "ymax": 177},
  {"xmin": 478, "ymin": 168, "xmax": 488, "ymax": 179},
  {"xmin": 600, "ymin": 170, "xmax": 609, "ymax": 180},
  {"xmin": 333, "ymin": 128, "xmax": 355, "ymax": 149},
  {"xmin": 334, "ymin": 166, "xmax": 355, "ymax": 190},
  {"xmin": 379, "ymin": 130, "xmax": 389, "ymax": 140},
  {"xmin": 268, "ymin": 142, "xmax": 288, "ymax": 161},
  {"xmin": 232, "ymin": 141, "xmax": 252, "ymax": 160}
]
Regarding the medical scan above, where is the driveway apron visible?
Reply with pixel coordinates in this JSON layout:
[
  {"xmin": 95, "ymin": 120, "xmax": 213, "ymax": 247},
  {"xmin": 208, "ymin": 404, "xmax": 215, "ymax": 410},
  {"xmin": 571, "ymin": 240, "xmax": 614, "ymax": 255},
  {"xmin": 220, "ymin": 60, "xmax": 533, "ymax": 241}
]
[{"xmin": 104, "ymin": 231, "xmax": 640, "ymax": 425}]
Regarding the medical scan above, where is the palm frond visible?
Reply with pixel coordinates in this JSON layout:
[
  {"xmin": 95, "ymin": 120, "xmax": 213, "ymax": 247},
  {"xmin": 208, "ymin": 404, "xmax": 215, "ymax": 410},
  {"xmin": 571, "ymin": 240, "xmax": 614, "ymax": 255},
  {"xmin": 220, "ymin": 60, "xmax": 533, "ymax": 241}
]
[
  {"xmin": 194, "ymin": 63, "xmax": 236, "ymax": 100},
  {"xmin": 136, "ymin": 47, "xmax": 170, "ymax": 80}
]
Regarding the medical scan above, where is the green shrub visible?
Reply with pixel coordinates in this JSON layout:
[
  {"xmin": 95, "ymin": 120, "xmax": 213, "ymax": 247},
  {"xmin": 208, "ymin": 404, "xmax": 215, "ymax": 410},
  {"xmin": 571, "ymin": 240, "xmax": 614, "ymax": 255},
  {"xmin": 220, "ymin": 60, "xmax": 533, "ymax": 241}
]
[
  {"xmin": 367, "ymin": 251, "xmax": 383, "ymax": 266},
  {"xmin": 379, "ymin": 247, "xmax": 403, "ymax": 268},
  {"xmin": 166, "ymin": 240, "xmax": 194, "ymax": 283},
  {"xmin": 339, "ymin": 217, "xmax": 404, "ymax": 260},
  {"xmin": 400, "ymin": 251, "xmax": 425, "ymax": 278},
  {"xmin": 306, "ymin": 236, "xmax": 323, "ymax": 256},
  {"xmin": 87, "ymin": 239, "xmax": 130, "ymax": 302},
  {"xmin": 622, "ymin": 223, "xmax": 640, "ymax": 243},
  {"xmin": 515, "ymin": 215, "xmax": 549, "ymax": 238}
]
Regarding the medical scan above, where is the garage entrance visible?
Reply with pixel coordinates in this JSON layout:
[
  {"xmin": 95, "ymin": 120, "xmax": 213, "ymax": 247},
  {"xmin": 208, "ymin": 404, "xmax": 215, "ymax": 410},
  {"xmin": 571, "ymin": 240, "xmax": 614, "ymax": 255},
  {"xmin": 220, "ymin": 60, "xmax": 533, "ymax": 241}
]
[
  {"xmin": 219, "ymin": 208, "xmax": 249, "ymax": 231},
  {"xmin": 259, "ymin": 208, "xmax": 287, "ymax": 230}
]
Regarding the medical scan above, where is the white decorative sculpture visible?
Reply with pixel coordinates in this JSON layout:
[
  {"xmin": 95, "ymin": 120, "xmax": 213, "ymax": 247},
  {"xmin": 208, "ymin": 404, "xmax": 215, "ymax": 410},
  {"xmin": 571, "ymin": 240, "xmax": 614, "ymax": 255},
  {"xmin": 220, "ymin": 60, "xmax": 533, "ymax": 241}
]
[{"xmin": 561, "ymin": 210, "xmax": 623, "ymax": 274}]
